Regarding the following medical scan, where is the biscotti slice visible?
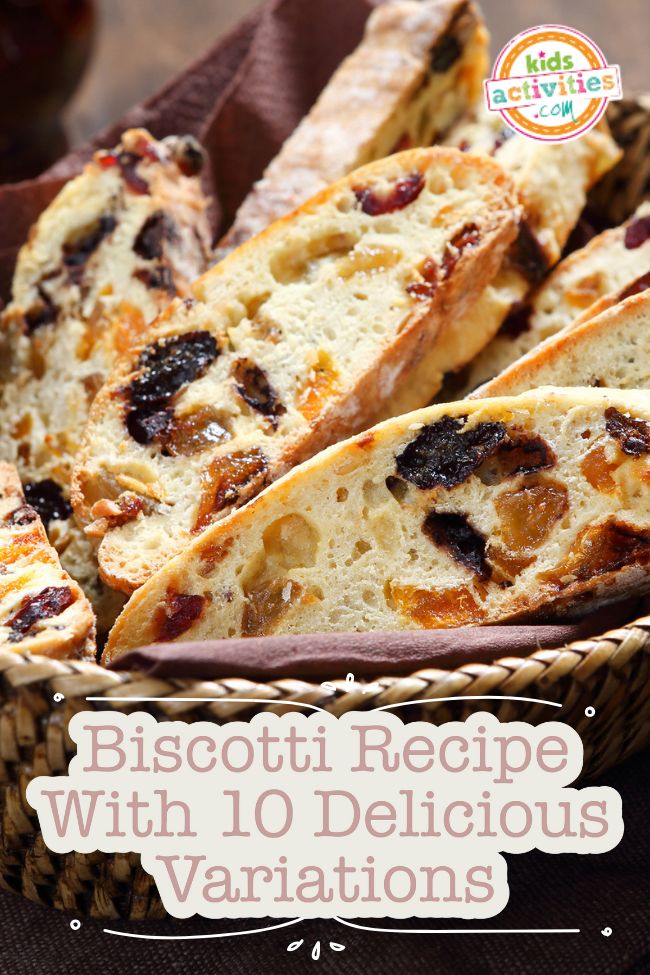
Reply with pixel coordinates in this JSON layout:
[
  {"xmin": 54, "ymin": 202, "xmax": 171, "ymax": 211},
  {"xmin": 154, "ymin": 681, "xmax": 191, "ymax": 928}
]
[
  {"xmin": 458, "ymin": 202, "xmax": 650, "ymax": 394},
  {"xmin": 217, "ymin": 0, "xmax": 488, "ymax": 254},
  {"xmin": 0, "ymin": 465, "xmax": 95, "ymax": 659},
  {"xmin": 475, "ymin": 291, "xmax": 650, "ymax": 398},
  {"xmin": 379, "ymin": 118, "xmax": 621, "ymax": 415},
  {"xmin": 0, "ymin": 127, "xmax": 211, "ymax": 489},
  {"xmin": 73, "ymin": 148, "xmax": 520, "ymax": 593},
  {"xmin": 0, "ymin": 129, "xmax": 211, "ymax": 630},
  {"xmin": 104, "ymin": 387, "xmax": 650, "ymax": 660}
]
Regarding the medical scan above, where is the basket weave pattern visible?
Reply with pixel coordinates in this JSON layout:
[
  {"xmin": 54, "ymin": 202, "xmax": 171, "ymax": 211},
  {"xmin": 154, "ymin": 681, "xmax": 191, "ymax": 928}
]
[{"xmin": 1, "ymin": 615, "xmax": 649, "ymax": 920}]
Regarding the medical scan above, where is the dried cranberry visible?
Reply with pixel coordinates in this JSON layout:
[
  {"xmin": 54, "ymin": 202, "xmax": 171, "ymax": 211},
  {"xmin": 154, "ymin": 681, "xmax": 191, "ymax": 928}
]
[
  {"xmin": 134, "ymin": 265, "xmax": 176, "ymax": 295},
  {"xmin": 133, "ymin": 211, "xmax": 172, "ymax": 260},
  {"xmin": 605, "ymin": 407, "xmax": 650, "ymax": 456},
  {"xmin": 6, "ymin": 586, "xmax": 74, "ymax": 642},
  {"xmin": 172, "ymin": 136, "xmax": 205, "ymax": 177},
  {"xmin": 442, "ymin": 224, "xmax": 480, "ymax": 278},
  {"xmin": 155, "ymin": 590, "xmax": 206, "ymax": 641},
  {"xmin": 406, "ymin": 257, "xmax": 438, "ymax": 300},
  {"xmin": 100, "ymin": 150, "xmax": 150, "ymax": 194},
  {"xmin": 126, "ymin": 331, "xmax": 219, "ymax": 444},
  {"xmin": 423, "ymin": 511, "xmax": 490, "ymax": 579},
  {"xmin": 5, "ymin": 504, "xmax": 38, "ymax": 527},
  {"xmin": 396, "ymin": 415, "xmax": 507, "ymax": 489},
  {"xmin": 510, "ymin": 221, "xmax": 548, "ymax": 284},
  {"xmin": 24, "ymin": 479, "xmax": 72, "ymax": 526},
  {"xmin": 498, "ymin": 302, "xmax": 532, "ymax": 339},
  {"xmin": 232, "ymin": 358, "xmax": 285, "ymax": 421},
  {"xmin": 24, "ymin": 286, "xmax": 58, "ymax": 333},
  {"xmin": 624, "ymin": 215, "xmax": 650, "ymax": 250},
  {"xmin": 354, "ymin": 172, "xmax": 424, "ymax": 216},
  {"xmin": 63, "ymin": 215, "xmax": 117, "ymax": 279},
  {"xmin": 618, "ymin": 272, "xmax": 650, "ymax": 301},
  {"xmin": 430, "ymin": 34, "xmax": 461, "ymax": 72}
]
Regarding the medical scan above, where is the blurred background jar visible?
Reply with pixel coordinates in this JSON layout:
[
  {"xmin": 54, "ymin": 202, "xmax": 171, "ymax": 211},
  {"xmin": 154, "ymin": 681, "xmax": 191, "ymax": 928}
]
[{"xmin": 0, "ymin": 0, "xmax": 95, "ymax": 182}]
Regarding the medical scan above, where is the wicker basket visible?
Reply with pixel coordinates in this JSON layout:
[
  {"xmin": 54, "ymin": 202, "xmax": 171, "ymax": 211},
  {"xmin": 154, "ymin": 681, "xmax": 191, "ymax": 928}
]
[{"xmin": 1, "ymin": 98, "xmax": 650, "ymax": 923}]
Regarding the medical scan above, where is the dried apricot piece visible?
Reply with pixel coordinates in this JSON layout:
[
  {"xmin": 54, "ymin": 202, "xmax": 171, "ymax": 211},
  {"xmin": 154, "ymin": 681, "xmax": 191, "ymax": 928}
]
[
  {"xmin": 390, "ymin": 583, "xmax": 485, "ymax": 627},
  {"xmin": 494, "ymin": 481, "xmax": 568, "ymax": 553}
]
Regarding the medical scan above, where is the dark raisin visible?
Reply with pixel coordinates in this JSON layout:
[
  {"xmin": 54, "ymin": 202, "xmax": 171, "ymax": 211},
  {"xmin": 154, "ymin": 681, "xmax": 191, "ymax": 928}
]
[
  {"xmin": 354, "ymin": 172, "xmax": 424, "ymax": 216},
  {"xmin": 510, "ymin": 221, "xmax": 549, "ymax": 284},
  {"xmin": 618, "ymin": 272, "xmax": 650, "ymax": 301},
  {"xmin": 126, "ymin": 331, "xmax": 219, "ymax": 444},
  {"xmin": 134, "ymin": 265, "xmax": 176, "ymax": 295},
  {"xmin": 396, "ymin": 415, "xmax": 506, "ymax": 489},
  {"xmin": 5, "ymin": 504, "xmax": 38, "ymax": 527},
  {"xmin": 232, "ymin": 358, "xmax": 285, "ymax": 420},
  {"xmin": 624, "ymin": 215, "xmax": 650, "ymax": 250},
  {"xmin": 24, "ymin": 480, "xmax": 72, "ymax": 526},
  {"xmin": 172, "ymin": 136, "xmax": 205, "ymax": 177},
  {"xmin": 24, "ymin": 286, "xmax": 58, "ymax": 333},
  {"xmin": 430, "ymin": 34, "xmax": 461, "ymax": 72},
  {"xmin": 605, "ymin": 407, "xmax": 650, "ymax": 456},
  {"xmin": 155, "ymin": 590, "xmax": 206, "ymax": 641},
  {"xmin": 63, "ymin": 215, "xmax": 117, "ymax": 278},
  {"xmin": 442, "ymin": 224, "xmax": 480, "ymax": 278},
  {"xmin": 477, "ymin": 433, "xmax": 556, "ymax": 485},
  {"xmin": 126, "ymin": 407, "xmax": 174, "ymax": 445},
  {"xmin": 99, "ymin": 150, "xmax": 150, "ymax": 194},
  {"xmin": 423, "ymin": 511, "xmax": 490, "ymax": 579},
  {"xmin": 133, "ymin": 211, "xmax": 172, "ymax": 260},
  {"xmin": 6, "ymin": 586, "xmax": 74, "ymax": 642},
  {"xmin": 498, "ymin": 302, "xmax": 532, "ymax": 339}
]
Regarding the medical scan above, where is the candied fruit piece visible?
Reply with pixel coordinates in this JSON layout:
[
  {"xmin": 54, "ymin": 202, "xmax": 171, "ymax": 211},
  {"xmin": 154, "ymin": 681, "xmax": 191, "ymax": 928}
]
[
  {"xmin": 494, "ymin": 482, "xmax": 568, "ymax": 553},
  {"xmin": 354, "ymin": 172, "xmax": 424, "ymax": 216},
  {"xmin": 23, "ymin": 480, "xmax": 72, "ymax": 527},
  {"xmin": 605, "ymin": 407, "xmax": 650, "ymax": 456},
  {"xmin": 242, "ymin": 578, "xmax": 305, "ymax": 637},
  {"xmin": 423, "ymin": 511, "xmax": 489, "ymax": 579},
  {"xmin": 6, "ymin": 586, "xmax": 74, "ymax": 642},
  {"xmin": 581, "ymin": 444, "xmax": 618, "ymax": 492},
  {"xmin": 194, "ymin": 448, "xmax": 269, "ymax": 532},
  {"xmin": 154, "ymin": 589, "xmax": 206, "ymax": 641},
  {"xmin": 390, "ymin": 583, "xmax": 485, "ymax": 628},
  {"xmin": 164, "ymin": 406, "xmax": 231, "ymax": 456},
  {"xmin": 232, "ymin": 358, "xmax": 285, "ymax": 421},
  {"xmin": 540, "ymin": 520, "xmax": 650, "ymax": 588},
  {"xmin": 296, "ymin": 353, "xmax": 340, "ymax": 422},
  {"xmin": 396, "ymin": 415, "xmax": 506, "ymax": 489}
]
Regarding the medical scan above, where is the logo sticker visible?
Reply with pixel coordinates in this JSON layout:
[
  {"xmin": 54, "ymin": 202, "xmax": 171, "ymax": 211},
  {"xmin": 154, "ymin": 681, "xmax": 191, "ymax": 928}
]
[{"xmin": 485, "ymin": 25, "xmax": 622, "ymax": 142}]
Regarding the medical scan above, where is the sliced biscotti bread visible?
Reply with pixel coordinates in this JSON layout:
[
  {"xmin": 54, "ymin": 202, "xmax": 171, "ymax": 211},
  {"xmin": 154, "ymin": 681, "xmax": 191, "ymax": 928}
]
[
  {"xmin": 379, "ymin": 120, "xmax": 621, "ymax": 416},
  {"xmin": 104, "ymin": 387, "xmax": 650, "ymax": 660},
  {"xmin": 458, "ymin": 202, "xmax": 650, "ymax": 394},
  {"xmin": 73, "ymin": 148, "xmax": 520, "ymax": 593},
  {"xmin": 217, "ymin": 0, "xmax": 488, "ymax": 254},
  {"xmin": 476, "ymin": 291, "xmax": 650, "ymax": 398},
  {"xmin": 0, "ymin": 128, "xmax": 211, "ymax": 490},
  {"xmin": 0, "ymin": 465, "xmax": 95, "ymax": 659}
]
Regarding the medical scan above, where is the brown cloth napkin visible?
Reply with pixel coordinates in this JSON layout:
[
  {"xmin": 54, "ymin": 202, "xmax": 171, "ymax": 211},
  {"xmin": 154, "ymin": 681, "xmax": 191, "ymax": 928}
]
[
  {"xmin": 0, "ymin": 0, "xmax": 379, "ymax": 300},
  {"xmin": 2, "ymin": 746, "xmax": 648, "ymax": 975},
  {"xmin": 110, "ymin": 602, "xmax": 636, "ymax": 679}
]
